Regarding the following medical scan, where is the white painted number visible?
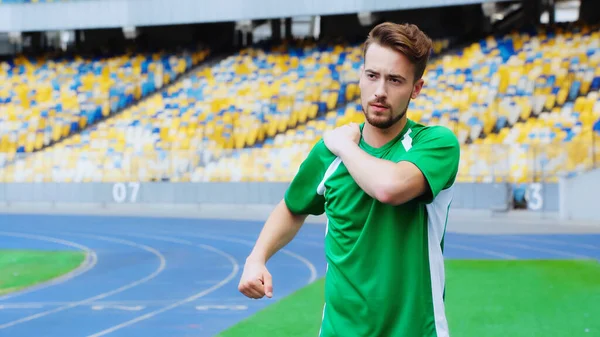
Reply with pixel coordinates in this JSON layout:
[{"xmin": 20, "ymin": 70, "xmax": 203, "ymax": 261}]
[
  {"xmin": 112, "ymin": 183, "xmax": 126, "ymax": 203},
  {"xmin": 525, "ymin": 183, "xmax": 543, "ymax": 211},
  {"xmin": 129, "ymin": 182, "xmax": 140, "ymax": 202},
  {"xmin": 112, "ymin": 182, "xmax": 141, "ymax": 203}
]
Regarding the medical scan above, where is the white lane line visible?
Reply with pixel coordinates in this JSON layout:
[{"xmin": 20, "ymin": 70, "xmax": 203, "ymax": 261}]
[
  {"xmin": 195, "ymin": 304, "xmax": 247, "ymax": 311},
  {"xmin": 86, "ymin": 233, "xmax": 238, "ymax": 337},
  {"xmin": 500, "ymin": 235, "xmax": 599, "ymax": 251},
  {"xmin": 207, "ymin": 231, "xmax": 326, "ymax": 245},
  {"xmin": 90, "ymin": 304, "xmax": 145, "ymax": 311},
  {"xmin": 0, "ymin": 233, "xmax": 166, "ymax": 330},
  {"xmin": 0, "ymin": 304, "xmax": 44, "ymax": 309},
  {"xmin": 165, "ymin": 231, "xmax": 318, "ymax": 284},
  {"xmin": 494, "ymin": 242, "xmax": 592, "ymax": 259},
  {"xmin": 0, "ymin": 302, "xmax": 141, "ymax": 308},
  {"xmin": 445, "ymin": 243, "xmax": 517, "ymax": 259},
  {"xmin": 0, "ymin": 231, "xmax": 98, "ymax": 301},
  {"xmin": 458, "ymin": 237, "xmax": 593, "ymax": 259},
  {"xmin": 224, "ymin": 232, "xmax": 325, "ymax": 248},
  {"xmin": 0, "ymin": 297, "xmax": 259, "ymax": 308}
]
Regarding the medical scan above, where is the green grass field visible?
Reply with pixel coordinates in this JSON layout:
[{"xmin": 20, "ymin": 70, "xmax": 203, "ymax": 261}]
[
  {"xmin": 218, "ymin": 260, "xmax": 600, "ymax": 337},
  {"xmin": 0, "ymin": 249, "xmax": 87, "ymax": 295}
]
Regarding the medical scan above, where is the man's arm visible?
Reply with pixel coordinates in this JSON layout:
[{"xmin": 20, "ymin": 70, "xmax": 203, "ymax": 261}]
[
  {"xmin": 246, "ymin": 199, "xmax": 308, "ymax": 264},
  {"xmin": 253, "ymin": 141, "xmax": 332, "ymax": 260},
  {"xmin": 326, "ymin": 124, "xmax": 460, "ymax": 206},
  {"xmin": 239, "ymin": 200, "xmax": 307, "ymax": 299},
  {"xmin": 337, "ymin": 145, "xmax": 427, "ymax": 205},
  {"xmin": 239, "ymin": 141, "xmax": 331, "ymax": 299}
]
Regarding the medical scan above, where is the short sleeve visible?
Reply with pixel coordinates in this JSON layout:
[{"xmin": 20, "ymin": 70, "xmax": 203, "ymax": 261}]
[
  {"xmin": 284, "ymin": 141, "xmax": 331, "ymax": 216},
  {"xmin": 400, "ymin": 126, "xmax": 460, "ymax": 204}
]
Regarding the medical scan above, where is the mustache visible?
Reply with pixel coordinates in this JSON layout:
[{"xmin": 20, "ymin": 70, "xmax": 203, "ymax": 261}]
[{"xmin": 368, "ymin": 99, "xmax": 390, "ymax": 108}]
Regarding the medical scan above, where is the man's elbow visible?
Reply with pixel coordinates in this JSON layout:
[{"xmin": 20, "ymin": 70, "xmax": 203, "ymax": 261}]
[
  {"xmin": 279, "ymin": 199, "xmax": 309, "ymax": 223},
  {"xmin": 374, "ymin": 182, "xmax": 405, "ymax": 206},
  {"xmin": 373, "ymin": 180, "xmax": 426, "ymax": 206},
  {"xmin": 374, "ymin": 190, "xmax": 396, "ymax": 205}
]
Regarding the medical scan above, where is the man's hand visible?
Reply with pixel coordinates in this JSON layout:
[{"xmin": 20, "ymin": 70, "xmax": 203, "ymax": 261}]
[
  {"xmin": 238, "ymin": 258, "xmax": 273, "ymax": 299},
  {"xmin": 323, "ymin": 123, "xmax": 361, "ymax": 156}
]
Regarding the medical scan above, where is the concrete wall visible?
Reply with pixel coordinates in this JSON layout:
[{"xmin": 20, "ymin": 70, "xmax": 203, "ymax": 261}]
[
  {"xmin": 559, "ymin": 168, "xmax": 600, "ymax": 221},
  {"xmin": 519, "ymin": 182, "xmax": 560, "ymax": 213},
  {"xmin": 0, "ymin": 182, "xmax": 524, "ymax": 211}
]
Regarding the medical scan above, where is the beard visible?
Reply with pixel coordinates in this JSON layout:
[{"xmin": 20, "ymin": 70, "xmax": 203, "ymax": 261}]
[{"xmin": 362, "ymin": 97, "xmax": 411, "ymax": 130}]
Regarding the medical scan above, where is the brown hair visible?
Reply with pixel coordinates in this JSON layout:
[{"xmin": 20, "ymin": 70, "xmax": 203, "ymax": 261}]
[{"xmin": 363, "ymin": 22, "xmax": 433, "ymax": 82}]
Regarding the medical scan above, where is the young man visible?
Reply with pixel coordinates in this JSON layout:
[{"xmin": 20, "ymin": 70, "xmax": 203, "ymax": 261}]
[{"xmin": 238, "ymin": 22, "xmax": 461, "ymax": 337}]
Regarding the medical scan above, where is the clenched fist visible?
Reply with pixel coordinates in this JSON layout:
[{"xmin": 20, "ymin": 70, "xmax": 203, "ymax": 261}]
[
  {"xmin": 238, "ymin": 259, "xmax": 273, "ymax": 299},
  {"xmin": 323, "ymin": 123, "xmax": 361, "ymax": 156}
]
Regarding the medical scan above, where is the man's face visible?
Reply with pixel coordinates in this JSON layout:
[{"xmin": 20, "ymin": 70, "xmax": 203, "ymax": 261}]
[{"xmin": 359, "ymin": 43, "xmax": 424, "ymax": 129}]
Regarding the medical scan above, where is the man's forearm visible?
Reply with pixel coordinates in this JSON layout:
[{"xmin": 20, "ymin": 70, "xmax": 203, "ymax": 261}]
[
  {"xmin": 247, "ymin": 199, "xmax": 308, "ymax": 263},
  {"xmin": 337, "ymin": 143, "xmax": 402, "ymax": 201}
]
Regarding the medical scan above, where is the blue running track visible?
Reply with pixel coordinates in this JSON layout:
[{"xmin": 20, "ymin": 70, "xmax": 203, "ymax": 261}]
[{"xmin": 0, "ymin": 213, "xmax": 598, "ymax": 337}]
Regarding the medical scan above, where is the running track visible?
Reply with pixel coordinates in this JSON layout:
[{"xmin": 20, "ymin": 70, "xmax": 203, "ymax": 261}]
[{"xmin": 0, "ymin": 213, "xmax": 599, "ymax": 337}]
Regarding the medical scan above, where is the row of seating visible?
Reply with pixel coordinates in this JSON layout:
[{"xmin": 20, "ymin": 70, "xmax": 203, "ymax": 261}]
[
  {"xmin": 192, "ymin": 27, "xmax": 600, "ymax": 183},
  {"xmin": 0, "ymin": 40, "xmax": 367, "ymax": 182},
  {"xmin": 0, "ymin": 48, "xmax": 210, "ymax": 155},
  {"xmin": 416, "ymin": 25, "xmax": 600, "ymax": 140},
  {"xmin": 195, "ymin": 101, "xmax": 600, "ymax": 184},
  {"xmin": 191, "ymin": 103, "xmax": 366, "ymax": 183},
  {"xmin": 1, "ymin": 36, "xmax": 453, "ymax": 166},
  {"xmin": 195, "ymin": 24, "xmax": 600, "ymax": 184},
  {"xmin": 2, "ymin": 25, "xmax": 599, "ymax": 184},
  {"xmin": 3, "ymin": 122, "xmax": 597, "ymax": 184},
  {"xmin": 8, "ymin": 86, "xmax": 592, "ymax": 184},
  {"xmin": 0, "ymin": 101, "xmax": 368, "ymax": 183}
]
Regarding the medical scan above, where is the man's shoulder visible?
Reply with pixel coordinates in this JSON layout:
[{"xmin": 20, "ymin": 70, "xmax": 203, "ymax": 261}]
[
  {"xmin": 310, "ymin": 138, "xmax": 328, "ymax": 153},
  {"xmin": 410, "ymin": 122, "xmax": 459, "ymax": 146},
  {"xmin": 307, "ymin": 138, "xmax": 329, "ymax": 156},
  {"xmin": 304, "ymin": 138, "xmax": 338, "ymax": 164}
]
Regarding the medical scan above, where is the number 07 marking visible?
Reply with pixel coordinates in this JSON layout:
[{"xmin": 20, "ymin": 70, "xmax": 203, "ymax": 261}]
[{"xmin": 112, "ymin": 182, "xmax": 140, "ymax": 203}]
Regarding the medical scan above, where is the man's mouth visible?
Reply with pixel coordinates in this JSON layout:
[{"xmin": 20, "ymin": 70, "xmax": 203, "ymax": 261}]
[{"xmin": 370, "ymin": 103, "xmax": 389, "ymax": 112}]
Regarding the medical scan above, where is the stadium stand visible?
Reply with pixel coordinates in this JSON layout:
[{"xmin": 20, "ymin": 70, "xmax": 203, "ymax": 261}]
[
  {"xmin": 0, "ymin": 40, "xmax": 364, "ymax": 182},
  {"xmin": 193, "ymin": 101, "xmax": 367, "ymax": 182},
  {"xmin": 1, "ymin": 23, "xmax": 599, "ymax": 186},
  {"xmin": 198, "ymin": 23, "xmax": 600, "ymax": 184},
  {"xmin": 0, "ymin": 47, "xmax": 210, "ymax": 171},
  {"xmin": 452, "ymin": 23, "xmax": 600, "ymax": 183}
]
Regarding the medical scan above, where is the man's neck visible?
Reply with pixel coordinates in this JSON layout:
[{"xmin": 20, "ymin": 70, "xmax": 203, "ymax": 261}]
[{"xmin": 362, "ymin": 117, "xmax": 408, "ymax": 149}]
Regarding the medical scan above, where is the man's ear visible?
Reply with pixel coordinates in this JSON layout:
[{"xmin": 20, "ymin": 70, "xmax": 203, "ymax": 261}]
[{"xmin": 411, "ymin": 79, "xmax": 424, "ymax": 99}]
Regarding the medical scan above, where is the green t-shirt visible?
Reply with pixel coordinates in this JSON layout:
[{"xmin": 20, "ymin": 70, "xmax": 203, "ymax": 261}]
[{"xmin": 284, "ymin": 119, "xmax": 460, "ymax": 337}]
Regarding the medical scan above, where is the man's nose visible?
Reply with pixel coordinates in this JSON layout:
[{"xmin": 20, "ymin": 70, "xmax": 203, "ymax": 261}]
[{"xmin": 374, "ymin": 80, "xmax": 387, "ymax": 99}]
